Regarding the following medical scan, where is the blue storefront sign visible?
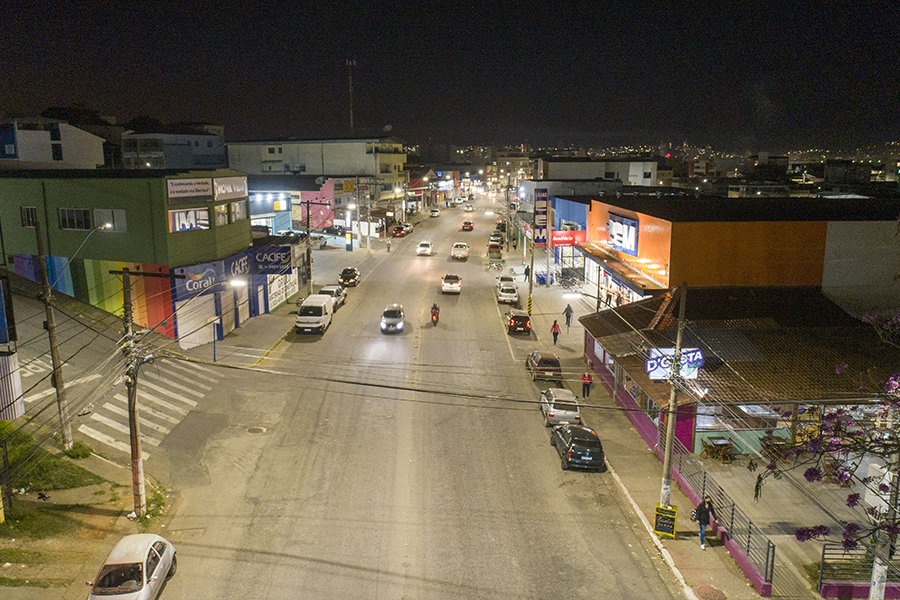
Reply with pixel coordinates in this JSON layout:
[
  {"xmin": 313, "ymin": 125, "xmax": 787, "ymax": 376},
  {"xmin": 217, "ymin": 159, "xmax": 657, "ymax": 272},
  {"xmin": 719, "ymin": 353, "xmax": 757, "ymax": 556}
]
[
  {"xmin": 534, "ymin": 189, "xmax": 548, "ymax": 247},
  {"xmin": 173, "ymin": 261, "xmax": 223, "ymax": 302},
  {"xmin": 225, "ymin": 250, "xmax": 252, "ymax": 279},
  {"xmin": 252, "ymin": 246, "xmax": 292, "ymax": 275},
  {"xmin": 608, "ymin": 213, "xmax": 639, "ymax": 257}
]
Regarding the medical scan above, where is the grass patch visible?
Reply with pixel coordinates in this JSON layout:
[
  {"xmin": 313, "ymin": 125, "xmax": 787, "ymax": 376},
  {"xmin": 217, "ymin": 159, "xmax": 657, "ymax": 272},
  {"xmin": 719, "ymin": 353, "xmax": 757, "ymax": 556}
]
[
  {"xmin": 0, "ymin": 548, "xmax": 44, "ymax": 563},
  {"xmin": 138, "ymin": 486, "xmax": 168, "ymax": 531},
  {"xmin": 0, "ymin": 423, "xmax": 105, "ymax": 492},
  {"xmin": 0, "ymin": 575, "xmax": 58, "ymax": 588},
  {"xmin": 0, "ymin": 503, "xmax": 83, "ymax": 539},
  {"xmin": 64, "ymin": 440, "xmax": 92, "ymax": 459},
  {"xmin": 803, "ymin": 562, "xmax": 820, "ymax": 588}
]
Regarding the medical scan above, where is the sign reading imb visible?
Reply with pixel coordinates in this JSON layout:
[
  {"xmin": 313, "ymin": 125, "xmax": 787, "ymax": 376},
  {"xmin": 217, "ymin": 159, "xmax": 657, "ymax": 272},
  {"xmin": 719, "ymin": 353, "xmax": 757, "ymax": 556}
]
[{"xmin": 654, "ymin": 503, "xmax": 677, "ymax": 539}]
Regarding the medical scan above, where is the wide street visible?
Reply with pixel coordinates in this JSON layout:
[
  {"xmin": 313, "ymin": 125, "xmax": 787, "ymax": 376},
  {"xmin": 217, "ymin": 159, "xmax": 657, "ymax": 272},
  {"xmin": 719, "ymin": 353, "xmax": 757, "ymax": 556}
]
[{"xmin": 139, "ymin": 193, "xmax": 686, "ymax": 599}]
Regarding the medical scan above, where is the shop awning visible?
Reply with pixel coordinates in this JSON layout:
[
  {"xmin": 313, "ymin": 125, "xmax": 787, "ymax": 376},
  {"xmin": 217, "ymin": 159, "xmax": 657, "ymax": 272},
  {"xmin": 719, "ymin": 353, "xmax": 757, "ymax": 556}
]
[{"xmin": 577, "ymin": 242, "xmax": 667, "ymax": 297}]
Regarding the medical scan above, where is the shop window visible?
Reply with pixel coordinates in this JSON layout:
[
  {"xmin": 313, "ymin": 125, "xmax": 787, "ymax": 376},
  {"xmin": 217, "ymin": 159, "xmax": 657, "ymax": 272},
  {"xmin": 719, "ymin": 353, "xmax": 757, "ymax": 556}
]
[
  {"xmin": 215, "ymin": 204, "xmax": 228, "ymax": 226},
  {"xmin": 59, "ymin": 208, "xmax": 91, "ymax": 230},
  {"xmin": 643, "ymin": 171, "xmax": 652, "ymax": 179},
  {"xmin": 231, "ymin": 200, "xmax": 247, "ymax": 221},
  {"xmin": 93, "ymin": 208, "xmax": 127, "ymax": 232},
  {"xmin": 20, "ymin": 206, "xmax": 37, "ymax": 228},
  {"xmin": 168, "ymin": 208, "xmax": 209, "ymax": 232},
  {"xmin": 268, "ymin": 147, "xmax": 276, "ymax": 154}
]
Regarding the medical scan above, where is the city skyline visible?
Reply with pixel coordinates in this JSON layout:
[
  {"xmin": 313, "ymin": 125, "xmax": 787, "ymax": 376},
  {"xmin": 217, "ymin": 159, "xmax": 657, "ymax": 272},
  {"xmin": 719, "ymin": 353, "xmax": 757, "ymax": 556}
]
[{"xmin": 4, "ymin": 1, "xmax": 898, "ymax": 151}]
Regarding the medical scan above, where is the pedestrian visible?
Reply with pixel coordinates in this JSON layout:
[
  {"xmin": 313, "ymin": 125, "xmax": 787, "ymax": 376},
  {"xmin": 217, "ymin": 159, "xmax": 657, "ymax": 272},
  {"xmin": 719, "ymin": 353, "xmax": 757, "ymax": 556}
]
[
  {"xmin": 386, "ymin": 238, "xmax": 391, "ymax": 252},
  {"xmin": 524, "ymin": 264, "xmax": 531, "ymax": 281},
  {"xmin": 696, "ymin": 495, "xmax": 717, "ymax": 550},
  {"xmin": 551, "ymin": 320, "xmax": 561, "ymax": 345},
  {"xmin": 512, "ymin": 237, "xmax": 518, "ymax": 250},
  {"xmin": 581, "ymin": 371, "xmax": 593, "ymax": 399},
  {"xmin": 615, "ymin": 293, "xmax": 622, "ymax": 307},
  {"xmin": 563, "ymin": 304, "xmax": 574, "ymax": 331}
]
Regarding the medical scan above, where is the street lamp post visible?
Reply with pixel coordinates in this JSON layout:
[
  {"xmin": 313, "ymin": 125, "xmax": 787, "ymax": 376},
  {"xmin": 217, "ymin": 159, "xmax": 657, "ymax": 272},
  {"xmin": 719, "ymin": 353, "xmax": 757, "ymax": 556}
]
[{"xmin": 35, "ymin": 221, "xmax": 110, "ymax": 450}]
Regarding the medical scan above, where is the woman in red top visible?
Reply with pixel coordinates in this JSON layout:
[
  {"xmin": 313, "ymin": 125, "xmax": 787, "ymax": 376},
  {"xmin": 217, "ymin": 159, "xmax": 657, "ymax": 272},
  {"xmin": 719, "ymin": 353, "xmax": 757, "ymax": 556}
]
[{"xmin": 551, "ymin": 320, "xmax": 561, "ymax": 345}]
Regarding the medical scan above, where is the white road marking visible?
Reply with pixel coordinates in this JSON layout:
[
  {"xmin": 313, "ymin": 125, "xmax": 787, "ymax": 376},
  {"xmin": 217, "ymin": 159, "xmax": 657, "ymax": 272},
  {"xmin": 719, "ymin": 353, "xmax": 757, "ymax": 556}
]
[
  {"xmin": 23, "ymin": 373, "xmax": 103, "ymax": 403},
  {"xmin": 109, "ymin": 394, "xmax": 180, "ymax": 424},
  {"xmin": 90, "ymin": 413, "xmax": 160, "ymax": 446},
  {"xmin": 102, "ymin": 402, "xmax": 171, "ymax": 435},
  {"xmin": 77, "ymin": 425, "xmax": 150, "ymax": 460},
  {"xmin": 139, "ymin": 380, "xmax": 199, "ymax": 405}
]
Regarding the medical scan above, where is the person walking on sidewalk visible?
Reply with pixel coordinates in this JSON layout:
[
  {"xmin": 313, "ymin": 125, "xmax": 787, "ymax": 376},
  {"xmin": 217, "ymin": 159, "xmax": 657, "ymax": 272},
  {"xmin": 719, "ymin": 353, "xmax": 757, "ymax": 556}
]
[
  {"xmin": 524, "ymin": 264, "xmax": 531, "ymax": 281},
  {"xmin": 581, "ymin": 371, "xmax": 593, "ymax": 399},
  {"xmin": 551, "ymin": 320, "xmax": 561, "ymax": 345},
  {"xmin": 386, "ymin": 238, "xmax": 391, "ymax": 252},
  {"xmin": 697, "ymin": 495, "xmax": 716, "ymax": 549},
  {"xmin": 563, "ymin": 304, "xmax": 574, "ymax": 331}
]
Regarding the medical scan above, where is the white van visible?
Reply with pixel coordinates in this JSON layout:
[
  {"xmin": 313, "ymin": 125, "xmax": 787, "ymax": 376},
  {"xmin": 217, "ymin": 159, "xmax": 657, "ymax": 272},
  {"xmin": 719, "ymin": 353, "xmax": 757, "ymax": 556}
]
[{"xmin": 294, "ymin": 295, "xmax": 334, "ymax": 334}]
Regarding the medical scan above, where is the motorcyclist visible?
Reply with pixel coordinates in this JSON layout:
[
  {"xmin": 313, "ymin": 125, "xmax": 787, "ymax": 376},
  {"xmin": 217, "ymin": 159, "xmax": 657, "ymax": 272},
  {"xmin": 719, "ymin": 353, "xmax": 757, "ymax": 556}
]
[{"xmin": 431, "ymin": 303, "xmax": 440, "ymax": 320}]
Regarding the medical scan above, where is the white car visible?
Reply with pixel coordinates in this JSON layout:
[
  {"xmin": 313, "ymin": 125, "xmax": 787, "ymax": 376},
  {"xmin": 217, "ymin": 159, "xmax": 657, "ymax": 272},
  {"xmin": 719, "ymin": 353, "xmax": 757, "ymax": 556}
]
[
  {"xmin": 87, "ymin": 534, "xmax": 177, "ymax": 600},
  {"xmin": 417, "ymin": 241, "xmax": 434, "ymax": 256},
  {"xmin": 450, "ymin": 242, "xmax": 469, "ymax": 260},
  {"xmin": 453, "ymin": 197, "xmax": 465, "ymax": 205},
  {"xmin": 430, "ymin": 209, "xmax": 441, "ymax": 217},
  {"xmin": 441, "ymin": 274, "xmax": 462, "ymax": 294},
  {"xmin": 497, "ymin": 283, "xmax": 519, "ymax": 304},
  {"xmin": 318, "ymin": 284, "xmax": 347, "ymax": 309},
  {"xmin": 497, "ymin": 274, "xmax": 516, "ymax": 290},
  {"xmin": 381, "ymin": 304, "xmax": 405, "ymax": 333}
]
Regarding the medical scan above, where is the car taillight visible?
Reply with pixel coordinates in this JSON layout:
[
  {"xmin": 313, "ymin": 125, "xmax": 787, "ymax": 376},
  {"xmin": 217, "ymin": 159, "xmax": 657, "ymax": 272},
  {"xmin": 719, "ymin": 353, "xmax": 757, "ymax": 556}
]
[
  {"xmin": 548, "ymin": 412, "xmax": 555, "ymax": 418},
  {"xmin": 566, "ymin": 450, "xmax": 573, "ymax": 458},
  {"xmin": 574, "ymin": 415, "xmax": 580, "ymax": 421},
  {"xmin": 509, "ymin": 319, "xmax": 515, "ymax": 327},
  {"xmin": 526, "ymin": 320, "xmax": 531, "ymax": 328}
]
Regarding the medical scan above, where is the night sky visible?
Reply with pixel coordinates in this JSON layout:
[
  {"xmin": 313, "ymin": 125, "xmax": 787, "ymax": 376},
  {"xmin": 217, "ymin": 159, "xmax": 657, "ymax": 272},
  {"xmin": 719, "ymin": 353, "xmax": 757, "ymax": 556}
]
[{"xmin": 4, "ymin": 1, "xmax": 899, "ymax": 150}]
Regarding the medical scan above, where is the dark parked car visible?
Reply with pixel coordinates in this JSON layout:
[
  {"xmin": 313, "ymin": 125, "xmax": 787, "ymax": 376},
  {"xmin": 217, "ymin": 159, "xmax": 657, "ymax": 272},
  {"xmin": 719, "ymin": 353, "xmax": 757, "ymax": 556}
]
[
  {"xmin": 324, "ymin": 225, "xmax": 346, "ymax": 236},
  {"xmin": 338, "ymin": 267, "xmax": 360, "ymax": 287},
  {"xmin": 504, "ymin": 309, "xmax": 531, "ymax": 334},
  {"xmin": 525, "ymin": 351, "xmax": 562, "ymax": 382},
  {"xmin": 462, "ymin": 220, "xmax": 474, "ymax": 231},
  {"xmin": 550, "ymin": 425, "xmax": 605, "ymax": 471}
]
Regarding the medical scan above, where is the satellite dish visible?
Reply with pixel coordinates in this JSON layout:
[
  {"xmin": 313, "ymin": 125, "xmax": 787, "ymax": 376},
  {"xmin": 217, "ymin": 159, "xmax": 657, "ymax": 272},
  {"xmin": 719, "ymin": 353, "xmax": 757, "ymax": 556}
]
[{"xmin": 383, "ymin": 124, "xmax": 392, "ymax": 132}]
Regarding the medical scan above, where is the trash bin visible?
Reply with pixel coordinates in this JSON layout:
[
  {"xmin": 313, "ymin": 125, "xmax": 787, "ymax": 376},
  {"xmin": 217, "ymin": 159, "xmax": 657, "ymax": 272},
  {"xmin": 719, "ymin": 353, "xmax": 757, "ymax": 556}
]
[{"xmin": 536, "ymin": 271, "xmax": 547, "ymax": 285}]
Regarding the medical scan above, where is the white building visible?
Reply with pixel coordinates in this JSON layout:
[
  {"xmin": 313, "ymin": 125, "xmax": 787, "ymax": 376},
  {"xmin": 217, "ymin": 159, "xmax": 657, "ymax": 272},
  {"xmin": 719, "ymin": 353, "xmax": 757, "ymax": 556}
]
[
  {"xmin": 536, "ymin": 157, "xmax": 658, "ymax": 186},
  {"xmin": 0, "ymin": 118, "xmax": 105, "ymax": 169}
]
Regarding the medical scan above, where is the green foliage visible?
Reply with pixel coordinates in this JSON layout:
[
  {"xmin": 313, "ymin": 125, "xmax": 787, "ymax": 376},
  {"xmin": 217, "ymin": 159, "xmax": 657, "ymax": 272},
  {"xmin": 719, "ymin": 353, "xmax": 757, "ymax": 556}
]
[
  {"xmin": 64, "ymin": 440, "xmax": 92, "ymax": 459},
  {"xmin": 0, "ymin": 576, "xmax": 57, "ymax": 588},
  {"xmin": 0, "ymin": 547, "xmax": 44, "ymax": 563},
  {"xmin": 138, "ymin": 486, "xmax": 168, "ymax": 531},
  {"xmin": 0, "ymin": 503, "xmax": 82, "ymax": 539},
  {"xmin": 0, "ymin": 423, "xmax": 104, "ymax": 492},
  {"xmin": 803, "ymin": 562, "xmax": 820, "ymax": 588}
]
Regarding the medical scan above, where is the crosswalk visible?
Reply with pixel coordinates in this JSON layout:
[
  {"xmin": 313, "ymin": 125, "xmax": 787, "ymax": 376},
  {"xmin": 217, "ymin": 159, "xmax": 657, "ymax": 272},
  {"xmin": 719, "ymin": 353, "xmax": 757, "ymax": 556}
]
[{"xmin": 73, "ymin": 359, "xmax": 221, "ymax": 461}]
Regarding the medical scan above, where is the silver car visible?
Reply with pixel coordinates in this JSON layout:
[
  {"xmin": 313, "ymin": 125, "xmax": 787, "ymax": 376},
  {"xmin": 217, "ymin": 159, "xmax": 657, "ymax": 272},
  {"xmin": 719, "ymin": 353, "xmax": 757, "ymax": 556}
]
[
  {"xmin": 87, "ymin": 533, "xmax": 176, "ymax": 599},
  {"xmin": 318, "ymin": 285, "xmax": 347, "ymax": 309},
  {"xmin": 497, "ymin": 283, "xmax": 519, "ymax": 304},
  {"xmin": 540, "ymin": 388, "xmax": 582, "ymax": 427},
  {"xmin": 380, "ymin": 304, "xmax": 405, "ymax": 333}
]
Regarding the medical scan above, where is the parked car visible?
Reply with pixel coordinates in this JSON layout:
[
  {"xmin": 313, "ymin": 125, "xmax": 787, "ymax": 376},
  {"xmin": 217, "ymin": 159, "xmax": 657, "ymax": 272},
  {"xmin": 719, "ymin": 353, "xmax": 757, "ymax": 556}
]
[
  {"xmin": 497, "ymin": 283, "xmax": 519, "ymax": 304},
  {"xmin": 380, "ymin": 304, "xmax": 405, "ymax": 333},
  {"xmin": 323, "ymin": 225, "xmax": 346, "ymax": 236},
  {"xmin": 400, "ymin": 222, "xmax": 414, "ymax": 234},
  {"xmin": 462, "ymin": 220, "xmax": 474, "ymax": 231},
  {"xmin": 540, "ymin": 388, "xmax": 581, "ymax": 427},
  {"xmin": 504, "ymin": 309, "xmax": 531, "ymax": 334},
  {"xmin": 453, "ymin": 197, "xmax": 465, "ymax": 205},
  {"xmin": 441, "ymin": 273, "xmax": 462, "ymax": 294},
  {"xmin": 495, "ymin": 221, "xmax": 507, "ymax": 232},
  {"xmin": 318, "ymin": 285, "xmax": 347, "ymax": 309},
  {"xmin": 550, "ymin": 425, "xmax": 605, "ymax": 471},
  {"xmin": 87, "ymin": 533, "xmax": 177, "ymax": 600},
  {"xmin": 497, "ymin": 274, "xmax": 516, "ymax": 290},
  {"xmin": 450, "ymin": 242, "xmax": 469, "ymax": 260},
  {"xmin": 310, "ymin": 234, "xmax": 327, "ymax": 249},
  {"xmin": 430, "ymin": 208, "xmax": 441, "ymax": 217},
  {"xmin": 391, "ymin": 225, "xmax": 407, "ymax": 237},
  {"xmin": 417, "ymin": 241, "xmax": 434, "ymax": 256},
  {"xmin": 464, "ymin": 203, "xmax": 474, "ymax": 212},
  {"xmin": 339, "ymin": 267, "xmax": 360, "ymax": 287},
  {"xmin": 525, "ymin": 351, "xmax": 562, "ymax": 382},
  {"xmin": 294, "ymin": 295, "xmax": 334, "ymax": 334},
  {"xmin": 489, "ymin": 232, "xmax": 503, "ymax": 245}
]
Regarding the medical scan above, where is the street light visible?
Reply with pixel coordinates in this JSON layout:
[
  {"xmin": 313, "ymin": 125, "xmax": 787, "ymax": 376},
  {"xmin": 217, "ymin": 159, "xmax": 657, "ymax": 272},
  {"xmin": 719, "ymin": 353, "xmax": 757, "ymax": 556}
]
[{"xmin": 36, "ymin": 221, "xmax": 111, "ymax": 450}]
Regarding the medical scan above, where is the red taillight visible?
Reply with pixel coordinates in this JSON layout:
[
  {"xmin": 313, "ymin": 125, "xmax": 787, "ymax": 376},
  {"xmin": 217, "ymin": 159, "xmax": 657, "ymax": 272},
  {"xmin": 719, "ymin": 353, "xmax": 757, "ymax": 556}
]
[
  {"xmin": 566, "ymin": 450, "xmax": 573, "ymax": 458},
  {"xmin": 526, "ymin": 320, "xmax": 531, "ymax": 328},
  {"xmin": 509, "ymin": 319, "xmax": 515, "ymax": 327},
  {"xmin": 548, "ymin": 412, "xmax": 555, "ymax": 418},
  {"xmin": 574, "ymin": 415, "xmax": 580, "ymax": 421}
]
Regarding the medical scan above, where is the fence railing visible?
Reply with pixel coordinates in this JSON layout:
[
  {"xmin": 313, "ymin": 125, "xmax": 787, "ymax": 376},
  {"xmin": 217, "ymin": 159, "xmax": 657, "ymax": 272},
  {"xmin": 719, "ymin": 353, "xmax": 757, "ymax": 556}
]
[
  {"xmin": 671, "ymin": 434, "xmax": 777, "ymax": 585},
  {"xmin": 819, "ymin": 543, "xmax": 900, "ymax": 583}
]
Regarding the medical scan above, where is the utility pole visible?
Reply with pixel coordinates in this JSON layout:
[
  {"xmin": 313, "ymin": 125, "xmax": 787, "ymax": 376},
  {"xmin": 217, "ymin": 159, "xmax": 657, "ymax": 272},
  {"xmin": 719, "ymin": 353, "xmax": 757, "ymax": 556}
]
[
  {"xmin": 34, "ymin": 220, "xmax": 72, "ymax": 450},
  {"xmin": 305, "ymin": 198, "xmax": 313, "ymax": 296},
  {"xmin": 346, "ymin": 58, "xmax": 356, "ymax": 136},
  {"xmin": 109, "ymin": 267, "xmax": 183, "ymax": 517},
  {"xmin": 659, "ymin": 284, "xmax": 687, "ymax": 507},
  {"xmin": 869, "ymin": 429, "xmax": 899, "ymax": 600}
]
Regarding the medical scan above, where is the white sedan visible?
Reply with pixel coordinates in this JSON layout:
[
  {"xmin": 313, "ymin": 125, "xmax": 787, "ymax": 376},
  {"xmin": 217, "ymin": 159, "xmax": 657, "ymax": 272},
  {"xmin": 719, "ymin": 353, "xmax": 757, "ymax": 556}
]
[
  {"xmin": 430, "ymin": 209, "xmax": 441, "ymax": 217},
  {"xmin": 416, "ymin": 241, "xmax": 433, "ymax": 256},
  {"xmin": 441, "ymin": 274, "xmax": 462, "ymax": 294},
  {"xmin": 498, "ymin": 283, "xmax": 519, "ymax": 304},
  {"xmin": 87, "ymin": 534, "xmax": 177, "ymax": 600}
]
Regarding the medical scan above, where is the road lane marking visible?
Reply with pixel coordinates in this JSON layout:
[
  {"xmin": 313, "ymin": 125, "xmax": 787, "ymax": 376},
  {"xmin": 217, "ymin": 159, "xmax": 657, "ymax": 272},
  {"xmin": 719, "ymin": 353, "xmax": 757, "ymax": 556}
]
[
  {"xmin": 102, "ymin": 402, "xmax": 172, "ymax": 435},
  {"xmin": 109, "ymin": 394, "xmax": 180, "ymax": 424},
  {"xmin": 90, "ymin": 413, "xmax": 160, "ymax": 446},
  {"xmin": 77, "ymin": 425, "xmax": 150, "ymax": 460},
  {"xmin": 139, "ymin": 380, "xmax": 199, "ymax": 405},
  {"xmin": 23, "ymin": 373, "xmax": 103, "ymax": 403}
]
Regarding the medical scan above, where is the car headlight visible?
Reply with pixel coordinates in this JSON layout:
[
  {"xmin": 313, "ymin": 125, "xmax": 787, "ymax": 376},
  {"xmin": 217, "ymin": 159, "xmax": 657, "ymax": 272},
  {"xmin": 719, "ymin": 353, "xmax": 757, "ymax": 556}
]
[
  {"xmin": 380, "ymin": 320, "xmax": 387, "ymax": 329},
  {"xmin": 397, "ymin": 322, "xmax": 404, "ymax": 330}
]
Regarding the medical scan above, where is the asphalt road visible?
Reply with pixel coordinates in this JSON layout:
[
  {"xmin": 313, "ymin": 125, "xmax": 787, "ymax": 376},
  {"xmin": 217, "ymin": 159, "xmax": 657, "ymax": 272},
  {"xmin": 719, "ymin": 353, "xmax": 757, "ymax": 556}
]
[{"xmin": 155, "ymin": 195, "xmax": 686, "ymax": 599}]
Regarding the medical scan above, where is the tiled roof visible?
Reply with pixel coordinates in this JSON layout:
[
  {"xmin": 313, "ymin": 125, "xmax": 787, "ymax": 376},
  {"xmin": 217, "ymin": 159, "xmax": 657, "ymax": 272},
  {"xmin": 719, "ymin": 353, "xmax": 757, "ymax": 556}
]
[{"xmin": 580, "ymin": 286, "xmax": 899, "ymax": 408}]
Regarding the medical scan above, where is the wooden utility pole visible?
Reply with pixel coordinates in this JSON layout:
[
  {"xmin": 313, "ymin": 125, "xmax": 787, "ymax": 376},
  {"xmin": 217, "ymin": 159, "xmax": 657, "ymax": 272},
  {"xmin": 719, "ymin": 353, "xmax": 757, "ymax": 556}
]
[
  {"xmin": 34, "ymin": 220, "xmax": 72, "ymax": 450},
  {"xmin": 109, "ymin": 267, "xmax": 184, "ymax": 517},
  {"xmin": 660, "ymin": 284, "xmax": 688, "ymax": 508}
]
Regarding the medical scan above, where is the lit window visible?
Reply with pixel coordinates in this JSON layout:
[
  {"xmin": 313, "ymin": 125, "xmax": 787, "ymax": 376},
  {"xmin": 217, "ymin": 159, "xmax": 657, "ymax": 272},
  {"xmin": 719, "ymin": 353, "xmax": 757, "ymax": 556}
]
[
  {"xmin": 93, "ymin": 209, "xmax": 127, "ymax": 232},
  {"xmin": 231, "ymin": 200, "xmax": 247, "ymax": 222},
  {"xmin": 168, "ymin": 208, "xmax": 210, "ymax": 232},
  {"xmin": 215, "ymin": 204, "xmax": 228, "ymax": 226}
]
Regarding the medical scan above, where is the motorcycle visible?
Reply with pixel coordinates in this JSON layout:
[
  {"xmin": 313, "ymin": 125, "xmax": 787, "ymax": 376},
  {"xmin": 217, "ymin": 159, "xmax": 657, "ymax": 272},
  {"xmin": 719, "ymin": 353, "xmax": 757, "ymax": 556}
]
[{"xmin": 431, "ymin": 307, "xmax": 439, "ymax": 325}]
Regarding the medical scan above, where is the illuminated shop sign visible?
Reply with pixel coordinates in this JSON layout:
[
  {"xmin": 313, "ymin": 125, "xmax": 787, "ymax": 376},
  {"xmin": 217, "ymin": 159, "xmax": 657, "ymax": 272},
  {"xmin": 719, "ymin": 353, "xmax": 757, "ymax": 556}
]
[
  {"xmin": 213, "ymin": 176, "xmax": 248, "ymax": 201},
  {"xmin": 253, "ymin": 246, "xmax": 292, "ymax": 275},
  {"xmin": 645, "ymin": 348, "xmax": 704, "ymax": 380},
  {"xmin": 534, "ymin": 189, "xmax": 548, "ymax": 247},
  {"xmin": 607, "ymin": 213, "xmax": 639, "ymax": 257},
  {"xmin": 550, "ymin": 230, "xmax": 586, "ymax": 247},
  {"xmin": 167, "ymin": 178, "xmax": 213, "ymax": 205}
]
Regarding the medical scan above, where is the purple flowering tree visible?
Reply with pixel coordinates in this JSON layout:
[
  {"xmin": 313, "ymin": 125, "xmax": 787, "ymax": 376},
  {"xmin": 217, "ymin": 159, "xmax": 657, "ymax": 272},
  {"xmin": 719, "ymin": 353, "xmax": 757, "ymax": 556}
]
[{"xmin": 753, "ymin": 314, "xmax": 900, "ymax": 599}]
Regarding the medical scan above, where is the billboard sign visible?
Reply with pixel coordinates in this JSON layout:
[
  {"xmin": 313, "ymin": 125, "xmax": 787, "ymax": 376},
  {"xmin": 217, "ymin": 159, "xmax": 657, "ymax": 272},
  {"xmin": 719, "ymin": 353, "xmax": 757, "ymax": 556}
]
[
  {"xmin": 213, "ymin": 176, "xmax": 248, "ymax": 201},
  {"xmin": 167, "ymin": 178, "xmax": 213, "ymax": 204},
  {"xmin": 252, "ymin": 246, "xmax": 292, "ymax": 275},
  {"xmin": 550, "ymin": 230, "xmax": 586, "ymax": 247},
  {"xmin": 608, "ymin": 213, "xmax": 639, "ymax": 257},
  {"xmin": 534, "ymin": 189, "xmax": 548, "ymax": 247},
  {"xmin": 645, "ymin": 348, "xmax": 704, "ymax": 380},
  {"xmin": 174, "ymin": 261, "xmax": 223, "ymax": 302},
  {"xmin": 224, "ymin": 250, "xmax": 251, "ymax": 279}
]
